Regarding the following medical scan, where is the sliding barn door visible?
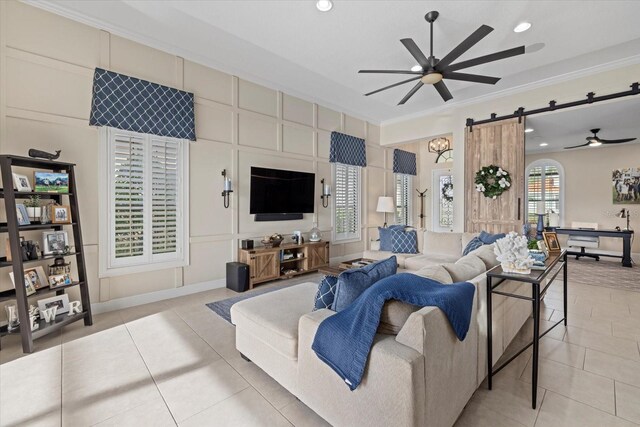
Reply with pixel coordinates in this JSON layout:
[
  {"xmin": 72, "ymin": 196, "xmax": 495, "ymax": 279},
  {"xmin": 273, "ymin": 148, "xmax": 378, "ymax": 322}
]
[{"xmin": 465, "ymin": 118, "xmax": 525, "ymax": 234}]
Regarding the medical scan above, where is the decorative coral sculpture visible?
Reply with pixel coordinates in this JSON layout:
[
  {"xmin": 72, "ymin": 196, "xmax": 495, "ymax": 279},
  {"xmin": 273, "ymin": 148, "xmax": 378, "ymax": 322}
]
[{"xmin": 494, "ymin": 232, "xmax": 535, "ymax": 274}]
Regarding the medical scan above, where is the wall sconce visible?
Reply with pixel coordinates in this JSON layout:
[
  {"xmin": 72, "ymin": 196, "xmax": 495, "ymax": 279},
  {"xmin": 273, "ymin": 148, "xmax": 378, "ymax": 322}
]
[
  {"xmin": 320, "ymin": 178, "xmax": 331, "ymax": 208},
  {"xmin": 221, "ymin": 169, "xmax": 233, "ymax": 209}
]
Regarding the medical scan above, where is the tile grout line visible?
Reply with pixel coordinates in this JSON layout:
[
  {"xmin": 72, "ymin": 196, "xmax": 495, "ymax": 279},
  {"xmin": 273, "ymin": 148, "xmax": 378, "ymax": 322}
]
[
  {"xmin": 122, "ymin": 320, "xmax": 179, "ymax": 427},
  {"xmin": 532, "ymin": 389, "xmax": 546, "ymax": 427},
  {"xmin": 614, "ymin": 380, "xmax": 617, "ymax": 417}
]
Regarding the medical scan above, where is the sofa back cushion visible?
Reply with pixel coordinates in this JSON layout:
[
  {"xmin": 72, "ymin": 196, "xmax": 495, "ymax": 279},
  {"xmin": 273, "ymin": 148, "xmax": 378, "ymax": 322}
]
[
  {"xmin": 469, "ymin": 244, "xmax": 499, "ymax": 270},
  {"xmin": 422, "ymin": 231, "xmax": 463, "ymax": 257},
  {"xmin": 332, "ymin": 256, "xmax": 397, "ymax": 312},
  {"xmin": 378, "ymin": 265, "xmax": 453, "ymax": 335},
  {"xmin": 442, "ymin": 254, "xmax": 487, "ymax": 282}
]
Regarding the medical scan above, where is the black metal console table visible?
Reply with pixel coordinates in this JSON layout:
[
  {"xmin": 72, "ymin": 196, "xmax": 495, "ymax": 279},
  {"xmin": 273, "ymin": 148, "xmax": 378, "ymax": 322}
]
[
  {"xmin": 550, "ymin": 227, "xmax": 633, "ymax": 268},
  {"xmin": 486, "ymin": 250, "xmax": 568, "ymax": 409}
]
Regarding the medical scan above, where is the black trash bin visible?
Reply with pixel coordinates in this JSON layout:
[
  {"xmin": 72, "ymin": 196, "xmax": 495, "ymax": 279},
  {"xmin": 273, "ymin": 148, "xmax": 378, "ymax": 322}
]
[{"xmin": 226, "ymin": 262, "xmax": 249, "ymax": 292}]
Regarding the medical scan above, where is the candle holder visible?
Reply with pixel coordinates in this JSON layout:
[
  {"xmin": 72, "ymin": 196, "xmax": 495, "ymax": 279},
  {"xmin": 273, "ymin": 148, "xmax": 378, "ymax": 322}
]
[
  {"xmin": 320, "ymin": 178, "xmax": 331, "ymax": 208},
  {"xmin": 221, "ymin": 169, "xmax": 233, "ymax": 209}
]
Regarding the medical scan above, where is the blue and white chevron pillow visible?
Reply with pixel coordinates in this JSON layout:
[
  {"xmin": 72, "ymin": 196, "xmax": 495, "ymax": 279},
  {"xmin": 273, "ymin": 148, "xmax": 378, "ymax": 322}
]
[
  {"xmin": 391, "ymin": 228, "xmax": 419, "ymax": 254},
  {"xmin": 313, "ymin": 275, "xmax": 339, "ymax": 311}
]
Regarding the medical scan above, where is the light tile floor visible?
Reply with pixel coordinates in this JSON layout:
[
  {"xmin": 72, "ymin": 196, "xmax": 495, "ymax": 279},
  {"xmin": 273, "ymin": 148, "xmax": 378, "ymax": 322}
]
[{"xmin": 1, "ymin": 274, "xmax": 640, "ymax": 426}]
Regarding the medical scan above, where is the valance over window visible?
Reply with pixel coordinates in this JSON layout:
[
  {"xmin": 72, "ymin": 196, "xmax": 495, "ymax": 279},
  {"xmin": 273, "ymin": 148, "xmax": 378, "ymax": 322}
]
[
  {"xmin": 89, "ymin": 68, "xmax": 196, "ymax": 141},
  {"xmin": 330, "ymin": 131, "xmax": 366, "ymax": 167},
  {"xmin": 393, "ymin": 149, "xmax": 417, "ymax": 175}
]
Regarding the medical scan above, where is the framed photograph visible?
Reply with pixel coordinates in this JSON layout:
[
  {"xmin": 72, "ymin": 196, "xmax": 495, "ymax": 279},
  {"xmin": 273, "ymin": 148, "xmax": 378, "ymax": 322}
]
[
  {"xmin": 16, "ymin": 204, "xmax": 31, "ymax": 226},
  {"xmin": 48, "ymin": 274, "xmax": 73, "ymax": 289},
  {"xmin": 42, "ymin": 231, "xmax": 69, "ymax": 255},
  {"xmin": 612, "ymin": 167, "xmax": 640, "ymax": 205},
  {"xmin": 34, "ymin": 172, "xmax": 69, "ymax": 193},
  {"xmin": 37, "ymin": 294, "xmax": 70, "ymax": 315},
  {"xmin": 50, "ymin": 205, "xmax": 71, "ymax": 224},
  {"xmin": 542, "ymin": 231, "xmax": 561, "ymax": 253},
  {"xmin": 10, "ymin": 266, "xmax": 48, "ymax": 295},
  {"xmin": 12, "ymin": 173, "xmax": 32, "ymax": 192}
]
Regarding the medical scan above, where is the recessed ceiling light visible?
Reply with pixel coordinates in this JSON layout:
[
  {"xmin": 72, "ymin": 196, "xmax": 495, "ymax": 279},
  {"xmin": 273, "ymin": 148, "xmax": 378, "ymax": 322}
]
[
  {"xmin": 316, "ymin": 0, "xmax": 333, "ymax": 12},
  {"xmin": 514, "ymin": 22, "xmax": 532, "ymax": 33},
  {"xmin": 525, "ymin": 128, "xmax": 534, "ymax": 133},
  {"xmin": 539, "ymin": 142, "xmax": 548, "ymax": 147},
  {"xmin": 411, "ymin": 65, "xmax": 423, "ymax": 72}
]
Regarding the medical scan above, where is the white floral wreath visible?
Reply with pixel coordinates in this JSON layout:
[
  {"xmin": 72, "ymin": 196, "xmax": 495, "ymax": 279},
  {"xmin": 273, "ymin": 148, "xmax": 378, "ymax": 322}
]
[{"xmin": 474, "ymin": 165, "xmax": 512, "ymax": 199}]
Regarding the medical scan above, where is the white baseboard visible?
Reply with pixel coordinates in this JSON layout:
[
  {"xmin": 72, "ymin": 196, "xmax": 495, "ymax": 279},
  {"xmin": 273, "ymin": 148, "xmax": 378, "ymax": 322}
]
[{"xmin": 91, "ymin": 278, "xmax": 226, "ymax": 315}]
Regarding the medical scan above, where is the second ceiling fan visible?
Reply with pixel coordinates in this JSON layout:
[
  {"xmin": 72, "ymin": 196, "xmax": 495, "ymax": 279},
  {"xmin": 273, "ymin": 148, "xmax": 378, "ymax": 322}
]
[
  {"xmin": 360, "ymin": 11, "xmax": 526, "ymax": 105},
  {"xmin": 564, "ymin": 128, "xmax": 637, "ymax": 149}
]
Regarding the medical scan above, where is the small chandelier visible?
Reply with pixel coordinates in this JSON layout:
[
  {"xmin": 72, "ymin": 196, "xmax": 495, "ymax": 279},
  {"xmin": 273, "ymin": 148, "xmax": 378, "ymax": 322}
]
[{"xmin": 427, "ymin": 137, "xmax": 451, "ymax": 155}]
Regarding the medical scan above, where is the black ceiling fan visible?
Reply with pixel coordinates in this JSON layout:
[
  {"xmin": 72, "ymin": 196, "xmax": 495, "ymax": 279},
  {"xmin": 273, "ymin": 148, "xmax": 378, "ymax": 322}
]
[
  {"xmin": 359, "ymin": 11, "xmax": 526, "ymax": 105},
  {"xmin": 564, "ymin": 128, "xmax": 637, "ymax": 149}
]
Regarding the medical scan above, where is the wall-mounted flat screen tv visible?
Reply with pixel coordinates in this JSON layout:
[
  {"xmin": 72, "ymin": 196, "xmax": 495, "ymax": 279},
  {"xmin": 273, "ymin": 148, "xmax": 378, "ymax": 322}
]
[{"xmin": 250, "ymin": 167, "xmax": 315, "ymax": 216}]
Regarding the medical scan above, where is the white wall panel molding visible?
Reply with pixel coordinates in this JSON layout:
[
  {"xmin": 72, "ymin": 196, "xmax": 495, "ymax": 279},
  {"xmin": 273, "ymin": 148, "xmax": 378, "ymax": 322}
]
[{"xmin": 5, "ymin": 107, "xmax": 91, "ymax": 128}]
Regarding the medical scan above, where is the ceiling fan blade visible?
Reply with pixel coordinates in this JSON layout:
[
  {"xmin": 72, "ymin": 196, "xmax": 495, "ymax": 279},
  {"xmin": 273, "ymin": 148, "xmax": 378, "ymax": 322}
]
[
  {"xmin": 398, "ymin": 82, "xmax": 424, "ymax": 105},
  {"xmin": 364, "ymin": 76, "xmax": 422, "ymax": 96},
  {"xmin": 400, "ymin": 38, "xmax": 430, "ymax": 68},
  {"xmin": 359, "ymin": 70, "xmax": 423, "ymax": 75},
  {"xmin": 600, "ymin": 138, "xmax": 637, "ymax": 144},
  {"xmin": 564, "ymin": 142, "xmax": 590, "ymax": 149},
  {"xmin": 445, "ymin": 46, "xmax": 525, "ymax": 72},
  {"xmin": 433, "ymin": 80, "xmax": 453, "ymax": 102},
  {"xmin": 436, "ymin": 24, "xmax": 493, "ymax": 70},
  {"xmin": 442, "ymin": 72, "xmax": 500, "ymax": 84}
]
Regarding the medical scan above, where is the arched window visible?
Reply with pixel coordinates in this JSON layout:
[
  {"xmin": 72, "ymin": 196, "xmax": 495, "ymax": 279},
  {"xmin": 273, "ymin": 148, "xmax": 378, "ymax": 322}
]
[{"xmin": 525, "ymin": 159, "xmax": 564, "ymax": 224}]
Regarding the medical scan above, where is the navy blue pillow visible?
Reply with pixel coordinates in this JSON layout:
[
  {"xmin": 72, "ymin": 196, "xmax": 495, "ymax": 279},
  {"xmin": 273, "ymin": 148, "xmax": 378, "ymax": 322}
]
[
  {"xmin": 479, "ymin": 231, "xmax": 506, "ymax": 244},
  {"xmin": 332, "ymin": 256, "xmax": 397, "ymax": 312},
  {"xmin": 463, "ymin": 236, "xmax": 484, "ymax": 256},
  {"xmin": 313, "ymin": 275, "xmax": 338, "ymax": 311},
  {"xmin": 378, "ymin": 225, "xmax": 405, "ymax": 251},
  {"xmin": 391, "ymin": 228, "xmax": 419, "ymax": 254}
]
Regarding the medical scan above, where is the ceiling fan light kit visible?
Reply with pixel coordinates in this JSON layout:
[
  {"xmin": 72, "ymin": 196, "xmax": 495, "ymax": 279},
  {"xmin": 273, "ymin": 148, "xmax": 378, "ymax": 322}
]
[{"xmin": 359, "ymin": 11, "xmax": 526, "ymax": 105}]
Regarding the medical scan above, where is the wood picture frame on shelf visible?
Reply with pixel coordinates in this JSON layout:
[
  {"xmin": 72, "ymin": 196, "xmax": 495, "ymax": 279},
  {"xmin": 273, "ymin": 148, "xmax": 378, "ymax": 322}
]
[
  {"xmin": 48, "ymin": 273, "xmax": 73, "ymax": 289},
  {"xmin": 50, "ymin": 205, "xmax": 71, "ymax": 224},
  {"xmin": 10, "ymin": 266, "xmax": 48, "ymax": 294},
  {"xmin": 12, "ymin": 173, "xmax": 32, "ymax": 192},
  {"xmin": 542, "ymin": 231, "xmax": 561, "ymax": 253}
]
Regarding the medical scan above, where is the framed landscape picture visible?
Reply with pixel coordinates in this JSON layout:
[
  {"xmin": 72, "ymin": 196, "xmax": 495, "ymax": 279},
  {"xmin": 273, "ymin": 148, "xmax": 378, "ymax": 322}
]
[
  {"xmin": 612, "ymin": 167, "xmax": 640, "ymax": 204},
  {"xmin": 34, "ymin": 172, "xmax": 69, "ymax": 193}
]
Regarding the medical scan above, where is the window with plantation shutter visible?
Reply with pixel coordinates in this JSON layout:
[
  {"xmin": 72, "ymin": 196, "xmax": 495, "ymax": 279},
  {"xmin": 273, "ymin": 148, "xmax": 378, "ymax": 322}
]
[
  {"xmin": 333, "ymin": 163, "xmax": 361, "ymax": 242},
  {"xmin": 526, "ymin": 160, "xmax": 564, "ymax": 224},
  {"xmin": 100, "ymin": 128, "xmax": 189, "ymax": 277},
  {"xmin": 395, "ymin": 174, "xmax": 412, "ymax": 226}
]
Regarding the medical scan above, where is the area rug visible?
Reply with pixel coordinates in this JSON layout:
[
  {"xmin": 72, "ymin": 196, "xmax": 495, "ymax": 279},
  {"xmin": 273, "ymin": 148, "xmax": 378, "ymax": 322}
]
[
  {"xmin": 206, "ymin": 283, "xmax": 299, "ymax": 324},
  {"xmin": 567, "ymin": 258, "xmax": 639, "ymax": 292}
]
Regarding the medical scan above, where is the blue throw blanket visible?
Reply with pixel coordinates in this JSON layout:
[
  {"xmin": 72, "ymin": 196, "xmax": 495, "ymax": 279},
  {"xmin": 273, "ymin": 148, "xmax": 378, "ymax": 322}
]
[{"xmin": 311, "ymin": 273, "xmax": 475, "ymax": 390}]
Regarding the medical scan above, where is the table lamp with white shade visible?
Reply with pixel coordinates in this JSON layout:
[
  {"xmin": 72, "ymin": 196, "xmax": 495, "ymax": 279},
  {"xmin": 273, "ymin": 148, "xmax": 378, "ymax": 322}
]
[{"xmin": 376, "ymin": 196, "xmax": 394, "ymax": 227}]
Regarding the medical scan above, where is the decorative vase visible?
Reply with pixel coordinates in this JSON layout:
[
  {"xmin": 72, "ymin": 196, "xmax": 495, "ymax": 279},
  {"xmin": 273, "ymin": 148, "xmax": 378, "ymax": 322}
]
[
  {"xmin": 4, "ymin": 304, "xmax": 19, "ymax": 331},
  {"xmin": 309, "ymin": 224, "xmax": 321, "ymax": 242},
  {"xmin": 494, "ymin": 232, "xmax": 535, "ymax": 275}
]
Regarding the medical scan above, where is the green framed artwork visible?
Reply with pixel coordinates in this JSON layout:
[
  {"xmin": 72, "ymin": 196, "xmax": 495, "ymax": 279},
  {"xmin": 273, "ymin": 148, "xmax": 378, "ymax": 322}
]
[{"xmin": 34, "ymin": 172, "xmax": 69, "ymax": 193}]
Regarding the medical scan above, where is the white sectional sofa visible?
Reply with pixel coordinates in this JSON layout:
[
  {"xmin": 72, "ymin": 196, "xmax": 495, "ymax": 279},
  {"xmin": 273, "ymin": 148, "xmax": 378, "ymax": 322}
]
[{"xmin": 230, "ymin": 230, "xmax": 531, "ymax": 427}]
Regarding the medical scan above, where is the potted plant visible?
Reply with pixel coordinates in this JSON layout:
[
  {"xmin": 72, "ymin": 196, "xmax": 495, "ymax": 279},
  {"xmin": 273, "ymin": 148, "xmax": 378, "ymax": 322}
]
[{"xmin": 25, "ymin": 195, "xmax": 42, "ymax": 222}]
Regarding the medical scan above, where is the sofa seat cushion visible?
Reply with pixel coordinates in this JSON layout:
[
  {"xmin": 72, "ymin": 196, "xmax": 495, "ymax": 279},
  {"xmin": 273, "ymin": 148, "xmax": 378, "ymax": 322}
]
[
  {"xmin": 443, "ymin": 254, "xmax": 487, "ymax": 283},
  {"xmin": 362, "ymin": 250, "xmax": 417, "ymax": 268},
  {"xmin": 230, "ymin": 282, "xmax": 318, "ymax": 360},
  {"xmin": 404, "ymin": 254, "xmax": 459, "ymax": 271},
  {"xmin": 378, "ymin": 265, "xmax": 454, "ymax": 335}
]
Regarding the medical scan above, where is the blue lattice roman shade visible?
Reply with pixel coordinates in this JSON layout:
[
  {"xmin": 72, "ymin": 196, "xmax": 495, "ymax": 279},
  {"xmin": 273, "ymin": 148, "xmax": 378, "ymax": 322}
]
[
  {"xmin": 393, "ymin": 149, "xmax": 417, "ymax": 175},
  {"xmin": 330, "ymin": 132, "xmax": 366, "ymax": 167},
  {"xmin": 89, "ymin": 68, "xmax": 196, "ymax": 141}
]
